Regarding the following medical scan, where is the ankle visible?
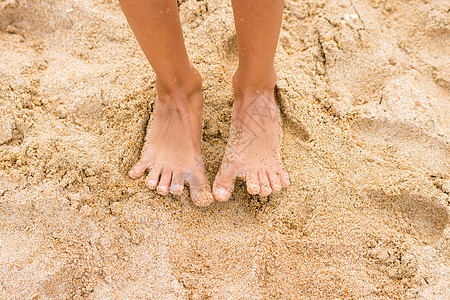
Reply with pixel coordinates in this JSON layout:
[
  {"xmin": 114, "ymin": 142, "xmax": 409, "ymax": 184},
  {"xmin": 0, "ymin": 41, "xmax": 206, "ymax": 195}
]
[
  {"xmin": 233, "ymin": 67, "xmax": 277, "ymax": 97},
  {"xmin": 155, "ymin": 66, "xmax": 202, "ymax": 100}
]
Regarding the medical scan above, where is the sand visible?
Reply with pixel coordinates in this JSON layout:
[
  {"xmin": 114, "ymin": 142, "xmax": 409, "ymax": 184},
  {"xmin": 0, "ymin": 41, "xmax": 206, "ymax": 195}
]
[{"xmin": 0, "ymin": 0, "xmax": 449, "ymax": 298}]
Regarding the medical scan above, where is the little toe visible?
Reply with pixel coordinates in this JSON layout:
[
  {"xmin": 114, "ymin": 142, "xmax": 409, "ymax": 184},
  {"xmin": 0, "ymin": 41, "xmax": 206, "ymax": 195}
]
[
  {"xmin": 191, "ymin": 186, "xmax": 215, "ymax": 207},
  {"xmin": 157, "ymin": 168, "xmax": 172, "ymax": 195},
  {"xmin": 258, "ymin": 171, "xmax": 272, "ymax": 197},
  {"xmin": 245, "ymin": 172, "xmax": 260, "ymax": 195},
  {"xmin": 146, "ymin": 164, "xmax": 162, "ymax": 189},
  {"xmin": 170, "ymin": 171, "xmax": 184, "ymax": 195},
  {"xmin": 129, "ymin": 159, "xmax": 151, "ymax": 179},
  {"xmin": 267, "ymin": 169, "xmax": 282, "ymax": 193},
  {"xmin": 212, "ymin": 166, "xmax": 237, "ymax": 202}
]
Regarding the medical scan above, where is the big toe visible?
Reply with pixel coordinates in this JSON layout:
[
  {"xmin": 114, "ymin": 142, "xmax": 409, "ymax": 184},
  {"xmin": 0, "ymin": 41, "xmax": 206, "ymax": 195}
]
[
  {"xmin": 213, "ymin": 166, "xmax": 237, "ymax": 202},
  {"xmin": 191, "ymin": 187, "xmax": 215, "ymax": 207},
  {"xmin": 185, "ymin": 170, "xmax": 214, "ymax": 207},
  {"xmin": 278, "ymin": 168, "xmax": 290, "ymax": 188}
]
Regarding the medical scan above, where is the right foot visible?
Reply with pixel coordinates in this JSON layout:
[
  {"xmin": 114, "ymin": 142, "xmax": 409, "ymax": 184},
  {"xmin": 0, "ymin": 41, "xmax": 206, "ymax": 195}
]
[
  {"xmin": 212, "ymin": 70, "xmax": 290, "ymax": 201},
  {"xmin": 128, "ymin": 68, "xmax": 214, "ymax": 207}
]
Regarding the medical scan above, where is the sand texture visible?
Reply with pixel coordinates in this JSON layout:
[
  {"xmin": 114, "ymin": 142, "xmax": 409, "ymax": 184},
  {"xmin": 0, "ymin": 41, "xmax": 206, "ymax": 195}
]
[{"xmin": 1, "ymin": 0, "xmax": 450, "ymax": 299}]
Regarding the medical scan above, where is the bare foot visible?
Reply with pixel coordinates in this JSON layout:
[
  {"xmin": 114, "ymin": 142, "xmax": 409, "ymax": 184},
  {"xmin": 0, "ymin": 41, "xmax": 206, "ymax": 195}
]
[
  {"xmin": 213, "ymin": 75, "xmax": 290, "ymax": 201},
  {"xmin": 129, "ymin": 69, "xmax": 214, "ymax": 207}
]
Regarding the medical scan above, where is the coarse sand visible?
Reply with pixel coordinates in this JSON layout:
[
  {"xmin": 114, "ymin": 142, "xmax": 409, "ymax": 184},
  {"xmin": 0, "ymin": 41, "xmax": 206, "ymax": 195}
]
[{"xmin": 0, "ymin": 0, "xmax": 449, "ymax": 298}]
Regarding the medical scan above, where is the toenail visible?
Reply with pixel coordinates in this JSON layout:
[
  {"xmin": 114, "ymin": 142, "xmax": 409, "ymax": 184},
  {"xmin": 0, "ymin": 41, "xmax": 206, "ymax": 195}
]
[
  {"xmin": 216, "ymin": 188, "xmax": 228, "ymax": 200},
  {"xmin": 147, "ymin": 180, "xmax": 157, "ymax": 187},
  {"xmin": 248, "ymin": 185, "xmax": 259, "ymax": 194},
  {"xmin": 194, "ymin": 190, "xmax": 214, "ymax": 207},
  {"xmin": 261, "ymin": 188, "xmax": 272, "ymax": 196},
  {"xmin": 158, "ymin": 186, "xmax": 168, "ymax": 192}
]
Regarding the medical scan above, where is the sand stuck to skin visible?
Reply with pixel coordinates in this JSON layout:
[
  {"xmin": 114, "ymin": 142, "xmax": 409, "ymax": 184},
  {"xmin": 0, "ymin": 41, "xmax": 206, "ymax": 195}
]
[{"xmin": 1, "ymin": 0, "xmax": 449, "ymax": 298}]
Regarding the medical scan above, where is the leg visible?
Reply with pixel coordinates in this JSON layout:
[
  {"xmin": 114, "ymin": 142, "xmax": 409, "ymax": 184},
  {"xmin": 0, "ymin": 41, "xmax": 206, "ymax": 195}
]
[
  {"xmin": 120, "ymin": 0, "xmax": 214, "ymax": 206},
  {"xmin": 213, "ymin": 0, "xmax": 290, "ymax": 201}
]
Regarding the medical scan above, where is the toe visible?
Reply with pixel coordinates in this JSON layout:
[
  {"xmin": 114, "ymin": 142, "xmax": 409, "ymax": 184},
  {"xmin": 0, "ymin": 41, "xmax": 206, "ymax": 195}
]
[
  {"xmin": 190, "ymin": 186, "xmax": 215, "ymax": 207},
  {"xmin": 245, "ymin": 172, "xmax": 260, "ymax": 195},
  {"xmin": 277, "ymin": 168, "xmax": 290, "ymax": 188},
  {"xmin": 267, "ymin": 169, "xmax": 282, "ymax": 193},
  {"xmin": 129, "ymin": 159, "xmax": 151, "ymax": 179},
  {"xmin": 185, "ymin": 170, "xmax": 214, "ymax": 206},
  {"xmin": 170, "ymin": 170, "xmax": 184, "ymax": 195},
  {"xmin": 157, "ymin": 168, "xmax": 172, "ymax": 195},
  {"xmin": 258, "ymin": 171, "xmax": 272, "ymax": 197},
  {"xmin": 212, "ymin": 166, "xmax": 237, "ymax": 202},
  {"xmin": 146, "ymin": 164, "xmax": 162, "ymax": 189}
]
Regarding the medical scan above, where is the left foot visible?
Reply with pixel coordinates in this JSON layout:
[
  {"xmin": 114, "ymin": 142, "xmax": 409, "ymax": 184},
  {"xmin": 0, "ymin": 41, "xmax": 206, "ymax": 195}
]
[
  {"xmin": 128, "ymin": 68, "xmax": 214, "ymax": 206},
  {"xmin": 213, "ymin": 74, "xmax": 290, "ymax": 201}
]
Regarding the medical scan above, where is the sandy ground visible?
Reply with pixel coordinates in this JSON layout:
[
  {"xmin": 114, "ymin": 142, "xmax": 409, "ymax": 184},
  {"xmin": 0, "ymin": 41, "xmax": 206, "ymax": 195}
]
[{"xmin": 0, "ymin": 0, "xmax": 449, "ymax": 298}]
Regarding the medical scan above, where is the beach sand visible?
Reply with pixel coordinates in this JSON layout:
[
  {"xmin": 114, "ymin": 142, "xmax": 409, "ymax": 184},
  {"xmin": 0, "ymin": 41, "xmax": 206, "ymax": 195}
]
[{"xmin": 1, "ymin": 0, "xmax": 449, "ymax": 298}]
